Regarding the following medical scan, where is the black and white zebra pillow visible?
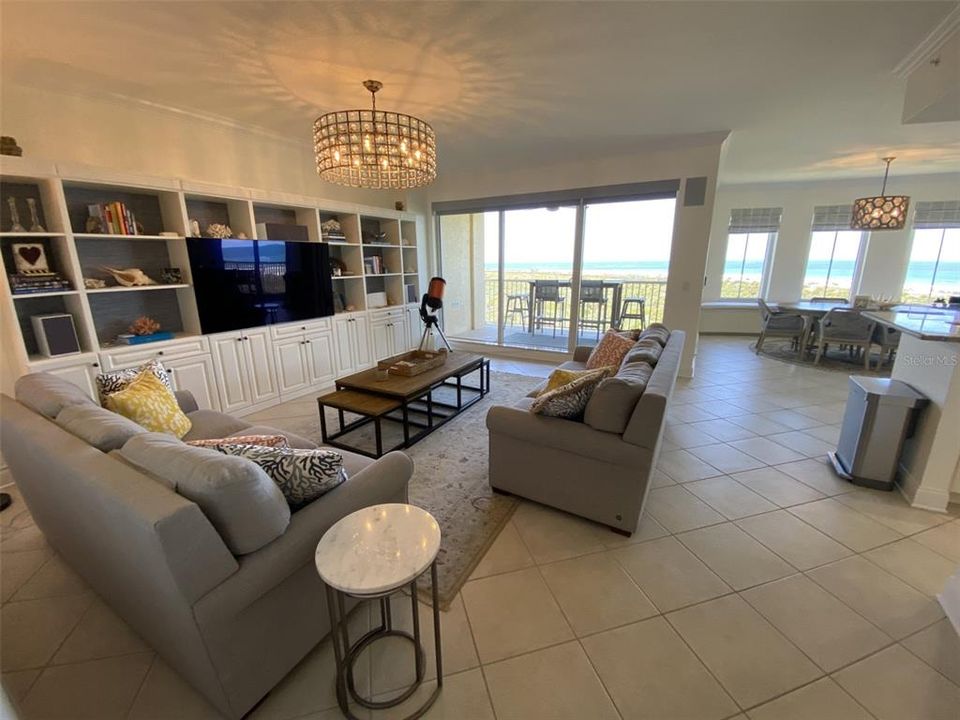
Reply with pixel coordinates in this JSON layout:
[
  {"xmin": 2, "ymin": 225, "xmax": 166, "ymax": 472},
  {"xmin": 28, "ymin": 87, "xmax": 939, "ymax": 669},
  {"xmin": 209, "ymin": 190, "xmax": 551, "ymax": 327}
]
[
  {"xmin": 211, "ymin": 444, "xmax": 347, "ymax": 507},
  {"xmin": 96, "ymin": 359, "xmax": 173, "ymax": 405}
]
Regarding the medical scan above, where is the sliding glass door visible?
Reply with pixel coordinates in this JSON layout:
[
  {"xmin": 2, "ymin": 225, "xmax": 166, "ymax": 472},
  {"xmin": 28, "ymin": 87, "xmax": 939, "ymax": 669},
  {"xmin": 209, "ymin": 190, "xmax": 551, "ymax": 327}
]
[{"xmin": 436, "ymin": 191, "xmax": 677, "ymax": 354}]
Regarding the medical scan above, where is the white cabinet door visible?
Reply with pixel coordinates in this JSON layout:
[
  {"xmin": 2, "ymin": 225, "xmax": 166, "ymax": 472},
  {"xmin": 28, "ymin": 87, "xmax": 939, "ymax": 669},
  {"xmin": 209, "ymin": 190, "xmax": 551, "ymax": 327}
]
[
  {"xmin": 389, "ymin": 320, "xmax": 407, "ymax": 356},
  {"xmin": 243, "ymin": 329, "xmax": 279, "ymax": 405},
  {"xmin": 47, "ymin": 362, "xmax": 99, "ymax": 401},
  {"xmin": 406, "ymin": 306, "xmax": 421, "ymax": 350},
  {"xmin": 371, "ymin": 321, "xmax": 393, "ymax": 361},
  {"xmin": 352, "ymin": 314, "xmax": 373, "ymax": 369},
  {"xmin": 210, "ymin": 334, "xmax": 251, "ymax": 414},
  {"xmin": 305, "ymin": 332, "xmax": 336, "ymax": 387},
  {"xmin": 165, "ymin": 355, "xmax": 221, "ymax": 411},
  {"xmin": 333, "ymin": 315, "xmax": 357, "ymax": 375},
  {"xmin": 274, "ymin": 337, "xmax": 310, "ymax": 396}
]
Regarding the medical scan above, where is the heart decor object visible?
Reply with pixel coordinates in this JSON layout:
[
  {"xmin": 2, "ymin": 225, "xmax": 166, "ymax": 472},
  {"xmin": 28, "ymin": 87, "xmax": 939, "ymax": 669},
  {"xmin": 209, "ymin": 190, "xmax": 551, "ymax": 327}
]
[{"xmin": 18, "ymin": 246, "xmax": 42, "ymax": 266}]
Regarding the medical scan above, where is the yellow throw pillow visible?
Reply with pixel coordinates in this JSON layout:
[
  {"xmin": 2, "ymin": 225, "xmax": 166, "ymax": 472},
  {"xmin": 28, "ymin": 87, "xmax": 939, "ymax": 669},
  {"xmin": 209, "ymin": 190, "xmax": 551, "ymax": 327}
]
[
  {"xmin": 105, "ymin": 369, "xmax": 192, "ymax": 438},
  {"xmin": 539, "ymin": 366, "xmax": 616, "ymax": 396}
]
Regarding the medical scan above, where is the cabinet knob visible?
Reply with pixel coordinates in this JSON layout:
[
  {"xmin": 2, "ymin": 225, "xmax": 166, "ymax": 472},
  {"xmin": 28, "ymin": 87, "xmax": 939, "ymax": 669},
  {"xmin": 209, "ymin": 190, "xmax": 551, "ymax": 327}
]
[
  {"xmin": 158, "ymin": 350, "xmax": 164, "ymax": 355},
  {"xmin": 237, "ymin": 337, "xmax": 243, "ymax": 342},
  {"xmin": 92, "ymin": 362, "xmax": 99, "ymax": 368},
  {"xmin": 301, "ymin": 326, "xmax": 306, "ymax": 330},
  {"xmin": 306, "ymin": 339, "xmax": 312, "ymax": 344}
]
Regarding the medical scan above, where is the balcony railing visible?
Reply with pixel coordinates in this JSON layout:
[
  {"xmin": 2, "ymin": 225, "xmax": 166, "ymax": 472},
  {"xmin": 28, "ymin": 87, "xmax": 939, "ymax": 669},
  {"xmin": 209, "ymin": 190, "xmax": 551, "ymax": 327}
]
[{"xmin": 482, "ymin": 277, "xmax": 667, "ymax": 328}]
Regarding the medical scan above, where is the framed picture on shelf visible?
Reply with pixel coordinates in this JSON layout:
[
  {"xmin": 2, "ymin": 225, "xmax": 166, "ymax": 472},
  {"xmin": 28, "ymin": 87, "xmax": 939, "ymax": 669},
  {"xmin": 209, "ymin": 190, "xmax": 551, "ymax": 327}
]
[{"xmin": 11, "ymin": 243, "xmax": 50, "ymax": 274}]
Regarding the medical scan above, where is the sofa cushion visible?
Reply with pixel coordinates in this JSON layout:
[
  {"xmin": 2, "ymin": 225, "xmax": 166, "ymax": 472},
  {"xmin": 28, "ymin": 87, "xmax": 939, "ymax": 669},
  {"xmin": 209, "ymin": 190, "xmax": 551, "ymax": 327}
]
[
  {"xmin": 211, "ymin": 444, "xmax": 347, "ymax": 508},
  {"xmin": 585, "ymin": 330, "xmax": 636, "ymax": 370},
  {"xmin": 639, "ymin": 323, "xmax": 670, "ymax": 346},
  {"xmin": 622, "ymin": 338, "xmax": 663, "ymax": 367},
  {"xmin": 120, "ymin": 432, "xmax": 290, "ymax": 554},
  {"xmin": 96, "ymin": 359, "xmax": 172, "ymax": 405},
  {"xmin": 530, "ymin": 367, "xmax": 613, "ymax": 419},
  {"xmin": 584, "ymin": 361, "xmax": 655, "ymax": 434},
  {"xmin": 54, "ymin": 404, "xmax": 146, "ymax": 452},
  {"xmin": 15, "ymin": 372, "xmax": 96, "ymax": 419},
  {"xmin": 182, "ymin": 410, "xmax": 251, "ymax": 441},
  {"xmin": 105, "ymin": 369, "xmax": 192, "ymax": 438}
]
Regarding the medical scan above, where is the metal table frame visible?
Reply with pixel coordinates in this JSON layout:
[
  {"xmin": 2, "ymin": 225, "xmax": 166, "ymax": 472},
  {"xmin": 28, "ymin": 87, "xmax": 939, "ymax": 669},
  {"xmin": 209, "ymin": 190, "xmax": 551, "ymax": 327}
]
[
  {"xmin": 319, "ymin": 358, "xmax": 491, "ymax": 459},
  {"xmin": 325, "ymin": 561, "xmax": 442, "ymax": 720}
]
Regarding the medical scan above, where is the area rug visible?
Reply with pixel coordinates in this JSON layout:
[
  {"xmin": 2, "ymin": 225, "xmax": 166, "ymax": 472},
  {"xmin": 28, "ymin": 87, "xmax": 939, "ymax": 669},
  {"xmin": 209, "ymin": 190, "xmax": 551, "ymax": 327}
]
[
  {"xmin": 753, "ymin": 338, "xmax": 892, "ymax": 376},
  {"xmin": 256, "ymin": 370, "xmax": 537, "ymax": 608}
]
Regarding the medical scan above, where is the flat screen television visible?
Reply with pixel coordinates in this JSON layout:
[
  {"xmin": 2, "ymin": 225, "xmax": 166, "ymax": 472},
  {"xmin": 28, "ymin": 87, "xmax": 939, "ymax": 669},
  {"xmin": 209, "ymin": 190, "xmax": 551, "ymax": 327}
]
[{"xmin": 187, "ymin": 238, "xmax": 333, "ymax": 334}]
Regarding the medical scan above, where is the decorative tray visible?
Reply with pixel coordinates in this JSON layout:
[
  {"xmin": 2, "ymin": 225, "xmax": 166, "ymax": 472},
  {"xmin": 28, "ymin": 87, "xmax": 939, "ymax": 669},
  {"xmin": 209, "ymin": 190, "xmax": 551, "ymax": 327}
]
[{"xmin": 377, "ymin": 349, "xmax": 448, "ymax": 376}]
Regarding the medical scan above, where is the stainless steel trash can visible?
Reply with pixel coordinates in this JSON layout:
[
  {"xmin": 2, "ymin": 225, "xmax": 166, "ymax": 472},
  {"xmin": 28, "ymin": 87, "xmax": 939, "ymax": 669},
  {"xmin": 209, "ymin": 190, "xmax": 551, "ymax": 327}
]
[{"xmin": 829, "ymin": 376, "xmax": 927, "ymax": 490}]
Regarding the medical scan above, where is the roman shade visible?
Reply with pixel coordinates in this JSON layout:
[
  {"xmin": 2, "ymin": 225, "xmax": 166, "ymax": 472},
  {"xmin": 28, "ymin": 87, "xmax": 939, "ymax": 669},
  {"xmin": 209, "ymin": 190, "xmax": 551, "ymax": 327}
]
[
  {"xmin": 728, "ymin": 207, "xmax": 782, "ymax": 234},
  {"xmin": 913, "ymin": 200, "xmax": 960, "ymax": 229},
  {"xmin": 812, "ymin": 204, "xmax": 855, "ymax": 232}
]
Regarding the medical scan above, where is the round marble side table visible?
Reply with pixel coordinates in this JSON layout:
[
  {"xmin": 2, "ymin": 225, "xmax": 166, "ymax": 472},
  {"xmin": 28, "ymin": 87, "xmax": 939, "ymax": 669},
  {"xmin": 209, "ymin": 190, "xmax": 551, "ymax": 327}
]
[{"xmin": 315, "ymin": 503, "xmax": 443, "ymax": 720}]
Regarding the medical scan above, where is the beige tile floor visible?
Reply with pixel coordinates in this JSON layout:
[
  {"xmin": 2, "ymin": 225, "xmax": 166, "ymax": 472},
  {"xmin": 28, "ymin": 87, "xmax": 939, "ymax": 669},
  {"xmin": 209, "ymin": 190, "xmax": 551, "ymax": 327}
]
[{"xmin": 2, "ymin": 336, "xmax": 959, "ymax": 720}]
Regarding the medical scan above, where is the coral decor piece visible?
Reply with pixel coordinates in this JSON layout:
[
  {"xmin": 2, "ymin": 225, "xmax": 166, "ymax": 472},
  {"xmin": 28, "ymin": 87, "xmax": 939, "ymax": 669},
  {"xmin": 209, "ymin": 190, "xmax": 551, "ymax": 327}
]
[
  {"xmin": 128, "ymin": 316, "xmax": 161, "ymax": 336},
  {"xmin": 100, "ymin": 266, "xmax": 158, "ymax": 286},
  {"xmin": 83, "ymin": 278, "xmax": 107, "ymax": 289},
  {"xmin": 204, "ymin": 223, "xmax": 232, "ymax": 239}
]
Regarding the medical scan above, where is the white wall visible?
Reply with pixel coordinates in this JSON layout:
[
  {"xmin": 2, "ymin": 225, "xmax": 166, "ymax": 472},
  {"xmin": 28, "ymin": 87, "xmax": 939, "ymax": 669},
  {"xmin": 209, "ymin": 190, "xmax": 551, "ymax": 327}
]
[
  {"xmin": 701, "ymin": 172, "xmax": 960, "ymax": 333},
  {"xmin": 427, "ymin": 134, "xmax": 730, "ymax": 376},
  {"xmin": 0, "ymin": 83, "xmax": 407, "ymax": 208}
]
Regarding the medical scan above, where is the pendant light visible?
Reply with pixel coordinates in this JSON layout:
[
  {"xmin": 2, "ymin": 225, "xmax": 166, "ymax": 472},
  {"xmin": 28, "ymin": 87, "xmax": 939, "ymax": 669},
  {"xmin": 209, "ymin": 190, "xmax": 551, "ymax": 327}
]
[{"xmin": 851, "ymin": 157, "xmax": 910, "ymax": 230}]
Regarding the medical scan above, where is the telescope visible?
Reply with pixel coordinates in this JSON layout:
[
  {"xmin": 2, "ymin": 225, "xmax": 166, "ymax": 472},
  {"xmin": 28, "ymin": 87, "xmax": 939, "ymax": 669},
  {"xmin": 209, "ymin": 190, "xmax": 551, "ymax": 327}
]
[{"xmin": 418, "ymin": 277, "xmax": 452, "ymax": 352}]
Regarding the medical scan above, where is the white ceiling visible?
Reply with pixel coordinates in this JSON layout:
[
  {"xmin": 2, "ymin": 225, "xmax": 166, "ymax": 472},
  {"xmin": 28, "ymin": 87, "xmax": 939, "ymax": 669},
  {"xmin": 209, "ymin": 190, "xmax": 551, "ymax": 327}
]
[{"xmin": 2, "ymin": 1, "xmax": 959, "ymax": 184}]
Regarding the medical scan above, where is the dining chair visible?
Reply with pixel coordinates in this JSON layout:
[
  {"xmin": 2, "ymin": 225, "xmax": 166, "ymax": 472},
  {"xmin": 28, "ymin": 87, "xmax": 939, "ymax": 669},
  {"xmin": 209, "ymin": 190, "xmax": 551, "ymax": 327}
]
[
  {"xmin": 813, "ymin": 308, "xmax": 877, "ymax": 370},
  {"xmin": 756, "ymin": 300, "xmax": 807, "ymax": 355},
  {"xmin": 578, "ymin": 280, "xmax": 608, "ymax": 339},
  {"xmin": 872, "ymin": 324, "xmax": 902, "ymax": 369},
  {"xmin": 533, "ymin": 280, "xmax": 566, "ymax": 337}
]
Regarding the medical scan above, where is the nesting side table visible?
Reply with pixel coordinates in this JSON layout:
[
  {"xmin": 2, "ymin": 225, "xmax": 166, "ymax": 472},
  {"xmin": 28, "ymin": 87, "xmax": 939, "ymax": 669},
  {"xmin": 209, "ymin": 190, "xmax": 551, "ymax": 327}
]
[{"xmin": 315, "ymin": 504, "xmax": 443, "ymax": 719}]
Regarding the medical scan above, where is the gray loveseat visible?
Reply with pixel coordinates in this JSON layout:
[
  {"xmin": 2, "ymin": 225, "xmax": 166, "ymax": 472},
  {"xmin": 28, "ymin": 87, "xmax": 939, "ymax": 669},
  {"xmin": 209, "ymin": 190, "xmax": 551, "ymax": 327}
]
[
  {"xmin": 486, "ymin": 330, "xmax": 685, "ymax": 534},
  {"xmin": 0, "ymin": 374, "xmax": 413, "ymax": 719}
]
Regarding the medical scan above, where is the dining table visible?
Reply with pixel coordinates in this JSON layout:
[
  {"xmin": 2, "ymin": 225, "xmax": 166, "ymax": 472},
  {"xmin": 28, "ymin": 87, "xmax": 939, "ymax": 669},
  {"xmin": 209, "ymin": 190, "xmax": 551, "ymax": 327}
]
[{"xmin": 777, "ymin": 299, "xmax": 853, "ymax": 356}]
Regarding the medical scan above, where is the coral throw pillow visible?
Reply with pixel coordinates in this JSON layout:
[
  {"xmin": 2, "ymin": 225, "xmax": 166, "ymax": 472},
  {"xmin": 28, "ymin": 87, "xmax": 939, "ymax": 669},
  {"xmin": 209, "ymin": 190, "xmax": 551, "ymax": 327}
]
[
  {"xmin": 187, "ymin": 435, "xmax": 289, "ymax": 449},
  {"xmin": 585, "ymin": 330, "xmax": 636, "ymax": 370},
  {"xmin": 105, "ymin": 369, "xmax": 192, "ymax": 438},
  {"xmin": 530, "ymin": 367, "xmax": 614, "ymax": 419}
]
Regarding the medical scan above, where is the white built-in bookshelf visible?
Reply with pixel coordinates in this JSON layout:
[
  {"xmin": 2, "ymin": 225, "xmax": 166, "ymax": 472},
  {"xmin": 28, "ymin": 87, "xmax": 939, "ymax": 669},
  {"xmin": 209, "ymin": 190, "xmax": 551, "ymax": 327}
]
[{"xmin": 0, "ymin": 157, "xmax": 424, "ymax": 375}]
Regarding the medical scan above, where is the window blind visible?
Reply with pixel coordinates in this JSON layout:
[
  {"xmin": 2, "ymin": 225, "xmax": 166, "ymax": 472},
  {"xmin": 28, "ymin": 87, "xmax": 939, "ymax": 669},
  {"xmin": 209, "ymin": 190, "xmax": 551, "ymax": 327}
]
[
  {"xmin": 913, "ymin": 200, "xmax": 960, "ymax": 229},
  {"xmin": 812, "ymin": 204, "xmax": 854, "ymax": 232},
  {"xmin": 728, "ymin": 207, "xmax": 782, "ymax": 234}
]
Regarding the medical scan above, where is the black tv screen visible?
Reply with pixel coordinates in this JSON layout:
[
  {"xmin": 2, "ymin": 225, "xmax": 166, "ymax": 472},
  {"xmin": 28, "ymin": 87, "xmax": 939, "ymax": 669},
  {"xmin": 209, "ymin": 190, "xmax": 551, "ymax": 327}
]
[{"xmin": 187, "ymin": 238, "xmax": 333, "ymax": 334}]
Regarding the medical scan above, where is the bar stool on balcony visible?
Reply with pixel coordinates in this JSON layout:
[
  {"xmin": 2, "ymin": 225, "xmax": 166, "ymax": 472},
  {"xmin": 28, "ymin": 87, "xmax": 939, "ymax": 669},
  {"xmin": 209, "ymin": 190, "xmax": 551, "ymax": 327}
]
[
  {"xmin": 504, "ymin": 293, "xmax": 529, "ymax": 328},
  {"xmin": 617, "ymin": 297, "xmax": 646, "ymax": 331},
  {"xmin": 533, "ymin": 280, "xmax": 566, "ymax": 337},
  {"xmin": 578, "ymin": 281, "xmax": 608, "ymax": 339}
]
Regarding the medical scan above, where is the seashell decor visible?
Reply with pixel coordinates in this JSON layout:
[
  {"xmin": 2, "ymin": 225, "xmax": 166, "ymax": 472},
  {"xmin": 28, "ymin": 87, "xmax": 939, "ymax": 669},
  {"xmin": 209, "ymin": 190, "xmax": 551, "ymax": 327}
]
[{"xmin": 100, "ymin": 266, "xmax": 158, "ymax": 287}]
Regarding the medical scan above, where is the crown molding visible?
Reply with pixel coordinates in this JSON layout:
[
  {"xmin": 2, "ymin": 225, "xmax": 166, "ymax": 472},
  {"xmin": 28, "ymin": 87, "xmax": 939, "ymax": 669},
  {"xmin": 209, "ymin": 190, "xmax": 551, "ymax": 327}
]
[{"xmin": 892, "ymin": 4, "xmax": 960, "ymax": 78}]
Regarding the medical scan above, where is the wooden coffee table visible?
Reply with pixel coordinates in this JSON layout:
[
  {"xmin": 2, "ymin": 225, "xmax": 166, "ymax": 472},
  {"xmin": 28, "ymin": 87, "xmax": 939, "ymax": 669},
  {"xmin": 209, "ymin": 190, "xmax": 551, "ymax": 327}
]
[{"xmin": 317, "ymin": 353, "xmax": 490, "ymax": 458}]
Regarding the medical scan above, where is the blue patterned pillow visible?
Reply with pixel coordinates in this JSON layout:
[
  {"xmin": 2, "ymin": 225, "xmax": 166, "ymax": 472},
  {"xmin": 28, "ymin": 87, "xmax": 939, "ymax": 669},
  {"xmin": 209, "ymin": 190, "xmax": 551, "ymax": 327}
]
[{"xmin": 211, "ymin": 444, "xmax": 346, "ymax": 507}]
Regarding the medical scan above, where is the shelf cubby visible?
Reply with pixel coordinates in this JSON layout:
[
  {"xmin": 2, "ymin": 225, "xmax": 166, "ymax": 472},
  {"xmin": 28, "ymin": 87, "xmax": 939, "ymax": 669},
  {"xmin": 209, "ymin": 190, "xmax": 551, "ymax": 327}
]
[
  {"xmin": 87, "ymin": 288, "xmax": 185, "ymax": 347},
  {"xmin": 12, "ymin": 293, "xmax": 91, "ymax": 357},
  {"xmin": 360, "ymin": 216, "xmax": 400, "ymax": 246},
  {"xmin": 400, "ymin": 219, "xmax": 418, "ymax": 246},
  {"xmin": 62, "ymin": 182, "xmax": 181, "ymax": 236},
  {"xmin": 184, "ymin": 196, "xmax": 255, "ymax": 239},
  {"xmin": 362, "ymin": 245, "xmax": 401, "ymax": 276},
  {"xmin": 253, "ymin": 203, "xmax": 319, "ymax": 242},
  {"xmin": 328, "ymin": 243, "xmax": 364, "ymax": 278},
  {"xmin": 320, "ymin": 211, "xmax": 360, "ymax": 245},
  {"xmin": 333, "ymin": 275, "xmax": 366, "ymax": 314},
  {"xmin": 74, "ymin": 237, "xmax": 179, "ymax": 289},
  {"xmin": 1, "ymin": 180, "xmax": 51, "ymax": 233}
]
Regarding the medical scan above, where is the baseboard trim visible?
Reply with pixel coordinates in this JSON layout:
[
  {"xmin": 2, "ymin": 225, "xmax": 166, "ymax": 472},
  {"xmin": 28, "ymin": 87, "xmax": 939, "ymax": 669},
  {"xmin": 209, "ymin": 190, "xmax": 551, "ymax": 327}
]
[{"xmin": 896, "ymin": 466, "xmax": 951, "ymax": 512}]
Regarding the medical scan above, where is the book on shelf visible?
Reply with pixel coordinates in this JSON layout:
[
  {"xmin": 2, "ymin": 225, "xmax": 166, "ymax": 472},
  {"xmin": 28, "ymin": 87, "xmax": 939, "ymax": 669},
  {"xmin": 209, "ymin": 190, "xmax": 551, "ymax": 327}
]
[
  {"xmin": 116, "ymin": 331, "xmax": 175, "ymax": 345},
  {"xmin": 88, "ymin": 202, "xmax": 139, "ymax": 235},
  {"xmin": 322, "ymin": 232, "xmax": 347, "ymax": 241},
  {"xmin": 8, "ymin": 273, "xmax": 72, "ymax": 294},
  {"xmin": 363, "ymin": 255, "xmax": 385, "ymax": 274}
]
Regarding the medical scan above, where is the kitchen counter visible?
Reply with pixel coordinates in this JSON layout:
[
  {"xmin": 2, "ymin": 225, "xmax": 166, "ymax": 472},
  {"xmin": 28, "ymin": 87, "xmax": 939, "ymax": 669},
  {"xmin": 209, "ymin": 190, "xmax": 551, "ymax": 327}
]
[{"xmin": 863, "ymin": 307, "xmax": 960, "ymax": 342}]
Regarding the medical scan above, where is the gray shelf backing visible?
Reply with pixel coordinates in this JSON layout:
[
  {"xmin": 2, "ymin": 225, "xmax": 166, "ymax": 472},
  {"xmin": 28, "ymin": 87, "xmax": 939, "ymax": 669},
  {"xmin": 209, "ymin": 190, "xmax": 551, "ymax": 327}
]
[
  {"xmin": 63, "ymin": 185, "xmax": 165, "ymax": 235},
  {"xmin": 87, "ymin": 289, "xmax": 184, "ymax": 345}
]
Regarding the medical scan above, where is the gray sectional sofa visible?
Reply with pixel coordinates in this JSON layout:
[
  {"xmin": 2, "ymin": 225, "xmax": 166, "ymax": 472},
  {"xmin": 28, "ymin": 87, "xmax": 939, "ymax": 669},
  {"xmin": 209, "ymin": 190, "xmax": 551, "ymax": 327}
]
[
  {"xmin": 0, "ymin": 374, "xmax": 413, "ymax": 719},
  {"xmin": 486, "ymin": 330, "xmax": 685, "ymax": 534}
]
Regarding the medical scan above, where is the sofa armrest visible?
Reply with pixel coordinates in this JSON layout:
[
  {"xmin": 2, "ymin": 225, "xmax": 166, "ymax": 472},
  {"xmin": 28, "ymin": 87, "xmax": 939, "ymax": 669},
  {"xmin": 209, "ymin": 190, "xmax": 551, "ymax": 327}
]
[
  {"xmin": 573, "ymin": 346, "xmax": 593, "ymax": 362},
  {"xmin": 175, "ymin": 390, "xmax": 200, "ymax": 414},
  {"xmin": 194, "ymin": 451, "xmax": 413, "ymax": 618},
  {"xmin": 486, "ymin": 405, "xmax": 648, "ymax": 466}
]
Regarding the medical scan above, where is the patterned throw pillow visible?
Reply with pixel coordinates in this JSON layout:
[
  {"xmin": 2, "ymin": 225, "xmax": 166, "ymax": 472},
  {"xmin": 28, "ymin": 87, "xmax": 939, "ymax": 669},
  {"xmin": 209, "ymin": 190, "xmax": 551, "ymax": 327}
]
[
  {"xmin": 538, "ymin": 366, "xmax": 614, "ymax": 396},
  {"xmin": 622, "ymin": 338, "xmax": 663, "ymax": 367},
  {"xmin": 530, "ymin": 367, "xmax": 613, "ymax": 419},
  {"xmin": 105, "ymin": 369, "xmax": 192, "ymax": 438},
  {"xmin": 96, "ymin": 359, "xmax": 172, "ymax": 405},
  {"xmin": 585, "ymin": 330, "xmax": 636, "ymax": 370},
  {"xmin": 211, "ymin": 444, "xmax": 347, "ymax": 507},
  {"xmin": 187, "ymin": 435, "xmax": 289, "ymax": 449},
  {"xmin": 639, "ymin": 323, "xmax": 670, "ymax": 347}
]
